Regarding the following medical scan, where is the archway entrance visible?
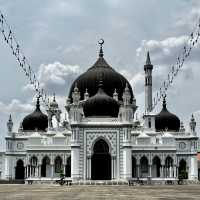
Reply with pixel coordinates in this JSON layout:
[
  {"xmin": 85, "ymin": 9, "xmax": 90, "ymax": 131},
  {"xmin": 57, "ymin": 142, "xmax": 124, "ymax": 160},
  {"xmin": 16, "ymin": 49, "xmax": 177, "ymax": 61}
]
[
  {"xmin": 15, "ymin": 159, "xmax": 25, "ymax": 180},
  {"xmin": 140, "ymin": 156, "xmax": 148, "ymax": 178},
  {"xmin": 132, "ymin": 157, "xmax": 137, "ymax": 178},
  {"xmin": 41, "ymin": 156, "xmax": 51, "ymax": 177},
  {"xmin": 91, "ymin": 139, "xmax": 111, "ymax": 180},
  {"xmin": 152, "ymin": 156, "xmax": 161, "ymax": 178},
  {"xmin": 178, "ymin": 159, "xmax": 188, "ymax": 179},
  {"xmin": 65, "ymin": 156, "xmax": 71, "ymax": 177}
]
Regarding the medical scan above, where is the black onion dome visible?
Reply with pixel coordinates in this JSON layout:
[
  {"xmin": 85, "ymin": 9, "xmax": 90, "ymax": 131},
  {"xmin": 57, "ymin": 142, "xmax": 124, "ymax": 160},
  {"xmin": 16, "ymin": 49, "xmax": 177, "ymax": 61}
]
[
  {"xmin": 22, "ymin": 97, "xmax": 48, "ymax": 131},
  {"xmin": 68, "ymin": 46, "xmax": 134, "ymax": 103},
  {"xmin": 155, "ymin": 97, "xmax": 180, "ymax": 132},
  {"xmin": 83, "ymin": 81, "xmax": 119, "ymax": 117}
]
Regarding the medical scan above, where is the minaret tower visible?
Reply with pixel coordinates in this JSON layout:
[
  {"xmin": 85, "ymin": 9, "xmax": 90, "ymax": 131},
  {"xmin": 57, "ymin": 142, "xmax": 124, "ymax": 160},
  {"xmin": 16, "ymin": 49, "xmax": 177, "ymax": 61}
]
[{"xmin": 144, "ymin": 51, "xmax": 153, "ymax": 113}]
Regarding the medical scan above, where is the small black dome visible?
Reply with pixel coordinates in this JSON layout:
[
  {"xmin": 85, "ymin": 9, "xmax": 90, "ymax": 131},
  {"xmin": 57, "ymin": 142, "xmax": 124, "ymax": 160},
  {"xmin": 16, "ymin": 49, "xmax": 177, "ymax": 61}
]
[
  {"xmin": 83, "ymin": 81, "xmax": 119, "ymax": 117},
  {"xmin": 22, "ymin": 97, "xmax": 48, "ymax": 131},
  {"xmin": 155, "ymin": 97, "xmax": 180, "ymax": 132},
  {"xmin": 68, "ymin": 55, "xmax": 134, "ymax": 103}
]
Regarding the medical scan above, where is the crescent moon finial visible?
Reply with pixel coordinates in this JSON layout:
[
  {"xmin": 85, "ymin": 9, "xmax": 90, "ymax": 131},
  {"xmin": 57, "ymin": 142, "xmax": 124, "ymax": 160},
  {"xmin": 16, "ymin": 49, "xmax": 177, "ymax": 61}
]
[
  {"xmin": 98, "ymin": 38, "xmax": 104, "ymax": 46},
  {"xmin": 98, "ymin": 38, "xmax": 104, "ymax": 57}
]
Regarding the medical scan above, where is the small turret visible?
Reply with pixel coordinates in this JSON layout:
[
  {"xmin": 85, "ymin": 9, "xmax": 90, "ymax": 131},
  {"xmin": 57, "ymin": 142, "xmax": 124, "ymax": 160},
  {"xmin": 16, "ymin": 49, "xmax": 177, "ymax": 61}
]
[
  {"xmin": 46, "ymin": 93, "xmax": 62, "ymax": 129},
  {"xmin": 84, "ymin": 88, "xmax": 89, "ymax": 100},
  {"xmin": 190, "ymin": 114, "xmax": 196, "ymax": 136},
  {"xmin": 122, "ymin": 83, "xmax": 131, "ymax": 105},
  {"xmin": 7, "ymin": 114, "xmax": 13, "ymax": 133},
  {"xmin": 72, "ymin": 83, "xmax": 80, "ymax": 104},
  {"xmin": 113, "ymin": 88, "xmax": 118, "ymax": 101},
  {"xmin": 180, "ymin": 121, "xmax": 185, "ymax": 132}
]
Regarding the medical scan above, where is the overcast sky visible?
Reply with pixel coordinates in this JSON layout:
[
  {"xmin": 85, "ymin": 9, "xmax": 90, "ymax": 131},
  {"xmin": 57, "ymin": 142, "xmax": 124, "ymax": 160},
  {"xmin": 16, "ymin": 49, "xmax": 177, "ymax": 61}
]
[{"xmin": 0, "ymin": 0, "xmax": 200, "ymax": 149}]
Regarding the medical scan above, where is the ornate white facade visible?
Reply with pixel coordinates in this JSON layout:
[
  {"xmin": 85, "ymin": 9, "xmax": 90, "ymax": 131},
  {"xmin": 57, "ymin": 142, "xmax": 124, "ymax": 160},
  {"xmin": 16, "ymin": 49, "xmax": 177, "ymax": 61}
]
[{"xmin": 0, "ymin": 44, "xmax": 199, "ymax": 183}]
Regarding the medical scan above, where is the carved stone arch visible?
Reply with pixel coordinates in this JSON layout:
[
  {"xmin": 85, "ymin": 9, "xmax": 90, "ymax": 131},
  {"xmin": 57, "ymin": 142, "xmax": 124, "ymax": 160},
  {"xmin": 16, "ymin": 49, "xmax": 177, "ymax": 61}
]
[
  {"xmin": 91, "ymin": 136, "xmax": 112, "ymax": 155},
  {"xmin": 30, "ymin": 155, "xmax": 38, "ymax": 166},
  {"xmin": 152, "ymin": 154, "xmax": 161, "ymax": 161},
  {"xmin": 42, "ymin": 155, "xmax": 51, "ymax": 164},
  {"xmin": 15, "ymin": 159, "xmax": 25, "ymax": 180},
  {"xmin": 29, "ymin": 155, "xmax": 37, "ymax": 162}
]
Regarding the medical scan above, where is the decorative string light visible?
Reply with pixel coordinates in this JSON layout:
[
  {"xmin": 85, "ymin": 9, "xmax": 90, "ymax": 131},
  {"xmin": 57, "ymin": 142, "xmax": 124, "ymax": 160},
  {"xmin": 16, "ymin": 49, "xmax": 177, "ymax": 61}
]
[
  {"xmin": 0, "ymin": 10, "xmax": 50, "ymax": 107},
  {"xmin": 151, "ymin": 17, "xmax": 200, "ymax": 111}
]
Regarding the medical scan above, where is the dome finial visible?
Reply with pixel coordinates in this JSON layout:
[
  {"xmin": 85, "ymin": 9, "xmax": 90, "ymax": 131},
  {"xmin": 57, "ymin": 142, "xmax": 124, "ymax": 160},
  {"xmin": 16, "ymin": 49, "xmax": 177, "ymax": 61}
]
[
  {"xmin": 98, "ymin": 39, "xmax": 104, "ymax": 57},
  {"xmin": 36, "ymin": 95, "xmax": 40, "ymax": 109},
  {"xmin": 146, "ymin": 51, "xmax": 151, "ymax": 65},
  {"xmin": 53, "ymin": 93, "xmax": 56, "ymax": 102},
  {"xmin": 162, "ymin": 94, "xmax": 167, "ymax": 109}
]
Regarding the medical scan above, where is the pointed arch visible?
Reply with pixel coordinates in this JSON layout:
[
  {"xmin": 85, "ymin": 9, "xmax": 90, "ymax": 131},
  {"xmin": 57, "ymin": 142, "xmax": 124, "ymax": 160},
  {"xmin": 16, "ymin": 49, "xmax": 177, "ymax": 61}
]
[
  {"xmin": 140, "ymin": 156, "xmax": 149, "ymax": 178},
  {"xmin": 41, "ymin": 156, "xmax": 51, "ymax": 177},
  {"xmin": 152, "ymin": 156, "xmax": 161, "ymax": 177},
  {"xmin": 91, "ymin": 138, "xmax": 111, "ymax": 180},
  {"xmin": 54, "ymin": 156, "xmax": 63, "ymax": 174},
  {"xmin": 65, "ymin": 156, "xmax": 71, "ymax": 177},
  {"xmin": 15, "ymin": 159, "xmax": 25, "ymax": 180},
  {"xmin": 132, "ymin": 156, "xmax": 137, "ymax": 178},
  {"xmin": 178, "ymin": 159, "xmax": 188, "ymax": 179}
]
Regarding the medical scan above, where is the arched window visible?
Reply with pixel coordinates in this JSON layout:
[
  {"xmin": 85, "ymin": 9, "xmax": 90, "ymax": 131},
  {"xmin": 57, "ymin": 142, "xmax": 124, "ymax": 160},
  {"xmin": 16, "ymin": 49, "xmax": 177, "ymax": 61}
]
[
  {"xmin": 15, "ymin": 159, "xmax": 25, "ymax": 180},
  {"xmin": 41, "ymin": 156, "xmax": 50, "ymax": 177},
  {"xmin": 178, "ymin": 159, "xmax": 188, "ymax": 179},
  {"xmin": 152, "ymin": 156, "xmax": 161, "ymax": 177},
  {"xmin": 30, "ymin": 156, "xmax": 38, "ymax": 177},
  {"xmin": 55, "ymin": 156, "xmax": 62, "ymax": 173},
  {"xmin": 65, "ymin": 156, "xmax": 71, "ymax": 177},
  {"xmin": 132, "ymin": 157, "xmax": 137, "ymax": 178},
  {"xmin": 140, "ymin": 156, "xmax": 148, "ymax": 173},
  {"xmin": 93, "ymin": 139, "xmax": 109, "ymax": 154}
]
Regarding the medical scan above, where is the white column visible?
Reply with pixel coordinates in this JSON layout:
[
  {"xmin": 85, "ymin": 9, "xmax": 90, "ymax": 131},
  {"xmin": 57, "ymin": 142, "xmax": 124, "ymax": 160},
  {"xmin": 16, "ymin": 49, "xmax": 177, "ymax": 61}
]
[
  {"xmin": 51, "ymin": 165, "xmax": 54, "ymax": 178},
  {"xmin": 123, "ymin": 147, "xmax": 132, "ymax": 179},
  {"xmin": 38, "ymin": 165, "xmax": 41, "ymax": 177},
  {"xmin": 87, "ymin": 157, "xmax": 91, "ymax": 180},
  {"xmin": 137, "ymin": 165, "xmax": 140, "ymax": 178},
  {"xmin": 112, "ymin": 157, "xmax": 115, "ymax": 180},
  {"xmin": 149, "ymin": 165, "xmax": 152, "ymax": 177},
  {"xmin": 63, "ymin": 165, "xmax": 66, "ymax": 176},
  {"xmin": 25, "ymin": 166, "xmax": 27, "ymax": 178},
  {"xmin": 89, "ymin": 156, "xmax": 91, "ymax": 180},
  {"xmin": 71, "ymin": 146, "xmax": 80, "ymax": 180},
  {"xmin": 189, "ymin": 156, "xmax": 198, "ymax": 180},
  {"xmin": 174, "ymin": 166, "xmax": 176, "ymax": 178},
  {"xmin": 169, "ymin": 166, "xmax": 172, "ymax": 178}
]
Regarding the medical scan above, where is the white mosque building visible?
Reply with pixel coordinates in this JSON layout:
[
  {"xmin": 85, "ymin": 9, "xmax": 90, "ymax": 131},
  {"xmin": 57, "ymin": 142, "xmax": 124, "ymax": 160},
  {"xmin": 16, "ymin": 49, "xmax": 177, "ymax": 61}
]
[{"xmin": 0, "ymin": 41, "xmax": 199, "ymax": 183}]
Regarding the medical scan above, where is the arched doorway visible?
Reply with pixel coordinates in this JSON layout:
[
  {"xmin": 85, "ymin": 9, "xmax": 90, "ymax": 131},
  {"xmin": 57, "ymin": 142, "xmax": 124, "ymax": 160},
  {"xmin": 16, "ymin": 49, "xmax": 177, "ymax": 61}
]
[
  {"xmin": 54, "ymin": 156, "xmax": 63, "ymax": 175},
  {"xmin": 140, "ymin": 156, "xmax": 148, "ymax": 178},
  {"xmin": 65, "ymin": 156, "xmax": 71, "ymax": 177},
  {"xmin": 91, "ymin": 139, "xmax": 111, "ymax": 180},
  {"xmin": 178, "ymin": 159, "xmax": 188, "ymax": 179},
  {"xmin": 152, "ymin": 156, "xmax": 161, "ymax": 178},
  {"xmin": 132, "ymin": 157, "xmax": 137, "ymax": 178},
  {"xmin": 15, "ymin": 159, "xmax": 25, "ymax": 180},
  {"xmin": 165, "ymin": 156, "xmax": 173, "ymax": 178},
  {"xmin": 41, "ymin": 156, "xmax": 51, "ymax": 177},
  {"xmin": 30, "ymin": 156, "xmax": 38, "ymax": 177}
]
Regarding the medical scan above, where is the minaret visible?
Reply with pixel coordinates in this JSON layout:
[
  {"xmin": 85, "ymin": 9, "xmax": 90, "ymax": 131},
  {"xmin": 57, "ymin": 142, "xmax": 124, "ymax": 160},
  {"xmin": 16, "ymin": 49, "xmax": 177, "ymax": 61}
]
[
  {"xmin": 190, "ymin": 114, "xmax": 196, "ymax": 136},
  {"xmin": 7, "ymin": 114, "xmax": 13, "ymax": 133},
  {"xmin": 144, "ymin": 51, "xmax": 153, "ymax": 113}
]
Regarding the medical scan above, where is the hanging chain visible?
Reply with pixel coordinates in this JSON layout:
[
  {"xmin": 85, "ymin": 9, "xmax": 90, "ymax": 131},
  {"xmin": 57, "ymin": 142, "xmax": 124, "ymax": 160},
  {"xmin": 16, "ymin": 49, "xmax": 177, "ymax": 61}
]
[
  {"xmin": 0, "ymin": 10, "xmax": 50, "ymax": 108},
  {"xmin": 151, "ymin": 17, "xmax": 200, "ymax": 111}
]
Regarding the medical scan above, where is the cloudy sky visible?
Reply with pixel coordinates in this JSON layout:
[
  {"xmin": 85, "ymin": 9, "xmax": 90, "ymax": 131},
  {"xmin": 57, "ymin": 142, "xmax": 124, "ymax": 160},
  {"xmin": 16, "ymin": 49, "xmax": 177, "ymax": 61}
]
[{"xmin": 0, "ymin": 0, "xmax": 200, "ymax": 149}]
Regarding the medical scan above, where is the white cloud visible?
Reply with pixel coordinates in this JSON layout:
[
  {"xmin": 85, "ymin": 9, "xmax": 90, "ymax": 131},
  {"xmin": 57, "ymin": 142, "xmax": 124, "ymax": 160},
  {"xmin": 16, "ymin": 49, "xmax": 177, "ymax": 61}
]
[
  {"xmin": 136, "ymin": 36, "xmax": 189, "ymax": 66},
  {"xmin": 0, "ymin": 99, "xmax": 33, "ymax": 114},
  {"xmin": 23, "ymin": 62, "xmax": 81, "ymax": 96}
]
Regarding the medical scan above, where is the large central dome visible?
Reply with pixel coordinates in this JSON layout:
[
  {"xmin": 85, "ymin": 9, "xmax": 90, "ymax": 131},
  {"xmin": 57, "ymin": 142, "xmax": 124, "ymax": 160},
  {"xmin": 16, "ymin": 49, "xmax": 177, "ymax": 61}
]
[{"xmin": 68, "ymin": 43, "xmax": 134, "ymax": 103}]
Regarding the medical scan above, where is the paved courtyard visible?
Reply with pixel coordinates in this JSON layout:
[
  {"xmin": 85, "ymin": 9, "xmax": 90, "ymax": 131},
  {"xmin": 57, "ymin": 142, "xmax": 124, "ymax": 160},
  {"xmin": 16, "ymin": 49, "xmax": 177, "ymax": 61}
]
[{"xmin": 0, "ymin": 184, "xmax": 200, "ymax": 200}]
